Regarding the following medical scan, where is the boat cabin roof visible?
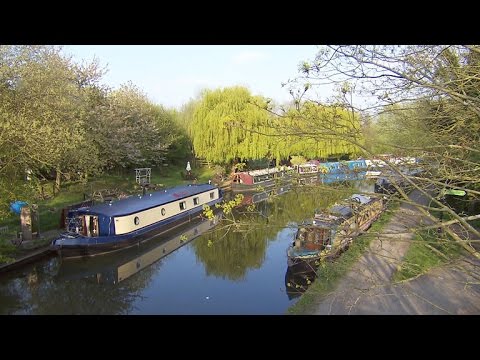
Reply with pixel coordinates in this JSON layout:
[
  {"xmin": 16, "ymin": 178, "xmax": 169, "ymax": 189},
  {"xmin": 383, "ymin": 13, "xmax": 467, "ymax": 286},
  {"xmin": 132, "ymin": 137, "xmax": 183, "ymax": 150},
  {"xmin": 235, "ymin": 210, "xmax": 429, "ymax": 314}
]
[
  {"xmin": 298, "ymin": 163, "xmax": 317, "ymax": 168},
  {"xmin": 328, "ymin": 204, "xmax": 354, "ymax": 218},
  {"xmin": 314, "ymin": 194, "xmax": 378, "ymax": 226},
  {"xmin": 75, "ymin": 184, "xmax": 218, "ymax": 217},
  {"xmin": 247, "ymin": 168, "xmax": 279, "ymax": 177},
  {"xmin": 351, "ymin": 194, "xmax": 374, "ymax": 205}
]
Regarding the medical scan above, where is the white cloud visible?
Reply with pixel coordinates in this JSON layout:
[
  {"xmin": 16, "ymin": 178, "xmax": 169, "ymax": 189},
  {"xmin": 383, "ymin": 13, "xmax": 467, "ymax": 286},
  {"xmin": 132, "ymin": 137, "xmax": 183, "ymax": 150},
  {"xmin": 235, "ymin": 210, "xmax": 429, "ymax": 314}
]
[{"xmin": 231, "ymin": 50, "xmax": 268, "ymax": 65}]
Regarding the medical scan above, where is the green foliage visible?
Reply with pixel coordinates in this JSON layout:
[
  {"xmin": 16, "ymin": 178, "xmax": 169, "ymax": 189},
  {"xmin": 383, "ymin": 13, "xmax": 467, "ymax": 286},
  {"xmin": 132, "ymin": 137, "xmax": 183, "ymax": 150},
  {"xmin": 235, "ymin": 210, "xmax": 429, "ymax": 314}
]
[
  {"xmin": 202, "ymin": 204, "xmax": 215, "ymax": 220},
  {"xmin": 271, "ymin": 103, "xmax": 363, "ymax": 160},
  {"xmin": 290, "ymin": 156, "xmax": 307, "ymax": 165},
  {"xmin": 233, "ymin": 162, "xmax": 246, "ymax": 172},
  {"xmin": 0, "ymin": 46, "xmax": 187, "ymax": 221},
  {"xmin": 191, "ymin": 86, "xmax": 274, "ymax": 163},
  {"xmin": 93, "ymin": 83, "xmax": 182, "ymax": 169},
  {"xmin": 0, "ymin": 46, "xmax": 105, "ymax": 189},
  {"xmin": 0, "ymin": 238, "xmax": 16, "ymax": 264},
  {"xmin": 393, "ymin": 229, "xmax": 464, "ymax": 282},
  {"xmin": 219, "ymin": 194, "xmax": 244, "ymax": 215},
  {"xmin": 190, "ymin": 86, "xmax": 363, "ymax": 165}
]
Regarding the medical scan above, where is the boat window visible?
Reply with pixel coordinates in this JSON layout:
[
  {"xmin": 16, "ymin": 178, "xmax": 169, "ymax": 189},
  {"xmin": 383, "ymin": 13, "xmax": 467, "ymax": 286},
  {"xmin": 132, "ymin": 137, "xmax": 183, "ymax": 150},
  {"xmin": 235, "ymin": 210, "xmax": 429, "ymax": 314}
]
[
  {"xmin": 89, "ymin": 216, "xmax": 98, "ymax": 237},
  {"xmin": 76, "ymin": 216, "xmax": 86, "ymax": 235},
  {"xmin": 297, "ymin": 228, "xmax": 307, "ymax": 241},
  {"xmin": 161, "ymin": 208, "xmax": 166, "ymax": 216},
  {"xmin": 134, "ymin": 216, "xmax": 140, "ymax": 225},
  {"xmin": 323, "ymin": 232, "xmax": 331, "ymax": 246},
  {"xmin": 307, "ymin": 231, "xmax": 316, "ymax": 242},
  {"xmin": 179, "ymin": 201, "xmax": 187, "ymax": 210},
  {"xmin": 210, "ymin": 192, "xmax": 215, "ymax": 199},
  {"xmin": 193, "ymin": 197, "xmax": 199, "ymax": 205}
]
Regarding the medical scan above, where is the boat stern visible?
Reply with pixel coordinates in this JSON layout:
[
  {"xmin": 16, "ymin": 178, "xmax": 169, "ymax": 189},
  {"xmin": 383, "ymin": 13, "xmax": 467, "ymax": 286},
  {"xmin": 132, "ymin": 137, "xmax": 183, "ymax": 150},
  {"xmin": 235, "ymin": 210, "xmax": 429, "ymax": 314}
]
[{"xmin": 50, "ymin": 232, "xmax": 90, "ymax": 257}]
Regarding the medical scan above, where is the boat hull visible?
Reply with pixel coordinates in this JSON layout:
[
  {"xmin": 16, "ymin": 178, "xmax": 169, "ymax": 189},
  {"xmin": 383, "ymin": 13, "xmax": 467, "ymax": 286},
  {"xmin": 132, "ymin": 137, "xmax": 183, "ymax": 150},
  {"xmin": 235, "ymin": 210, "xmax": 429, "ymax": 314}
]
[{"xmin": 287, "ymin": 255, "xmax": 321, "ymax": 274}]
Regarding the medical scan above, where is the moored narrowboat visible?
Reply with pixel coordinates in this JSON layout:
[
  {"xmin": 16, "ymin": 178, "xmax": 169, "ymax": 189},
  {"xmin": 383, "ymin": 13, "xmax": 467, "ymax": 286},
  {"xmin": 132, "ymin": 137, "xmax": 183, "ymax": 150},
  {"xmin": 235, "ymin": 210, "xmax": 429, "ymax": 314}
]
[
  {"xmin": 51, "ymin": 184, "xmax": 223, "ymax": 258},
  {"xmin": 374, "ymin": 175, "xmax": 409, "ymax": 194},
  {"xmin": 287, "ymin": 193, "xmax": 385, "ymax": 273},
  {"xmin": 231, "ymin": 168, "xmax": 290, "ymax": 192},
  {"xmin": 56, "ymin": 213, "xmax": 222, "ymax": 283}
]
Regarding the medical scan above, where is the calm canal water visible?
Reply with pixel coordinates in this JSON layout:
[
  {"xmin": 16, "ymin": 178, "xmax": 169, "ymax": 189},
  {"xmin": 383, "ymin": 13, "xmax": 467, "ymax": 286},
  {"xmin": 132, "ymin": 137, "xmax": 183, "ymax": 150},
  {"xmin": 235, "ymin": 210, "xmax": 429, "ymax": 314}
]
[{"xmin": 0, "ymin": 181, "xmax": 375, "ymax": 314}]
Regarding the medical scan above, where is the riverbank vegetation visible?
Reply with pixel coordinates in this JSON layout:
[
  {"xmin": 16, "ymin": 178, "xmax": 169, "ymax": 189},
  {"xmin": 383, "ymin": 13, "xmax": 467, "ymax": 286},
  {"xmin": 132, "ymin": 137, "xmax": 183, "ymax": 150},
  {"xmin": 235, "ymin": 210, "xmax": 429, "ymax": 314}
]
[{"xmin": 0, "ymin": 46, "xmax": 192, "ymax": 220}]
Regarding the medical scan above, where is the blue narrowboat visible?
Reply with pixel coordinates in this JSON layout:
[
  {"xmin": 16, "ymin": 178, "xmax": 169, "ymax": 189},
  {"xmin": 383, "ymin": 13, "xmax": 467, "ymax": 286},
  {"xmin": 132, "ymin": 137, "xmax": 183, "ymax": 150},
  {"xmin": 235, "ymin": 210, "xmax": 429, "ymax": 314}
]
[
  {"xmin": 56, "ymin": 214, "xmax": 222, "ymax": 283},
  {"xmin": 51, "ymin": 184, "xmax": 223, "ymax": 258}
]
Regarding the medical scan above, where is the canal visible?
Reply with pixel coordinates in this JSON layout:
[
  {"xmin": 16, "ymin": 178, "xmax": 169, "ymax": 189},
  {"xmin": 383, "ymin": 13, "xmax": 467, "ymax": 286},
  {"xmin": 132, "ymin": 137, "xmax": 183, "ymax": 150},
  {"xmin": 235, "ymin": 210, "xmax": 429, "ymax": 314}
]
[{"xmin": 0, "ymin": 181, "xmax": 375, "ymax": 314}]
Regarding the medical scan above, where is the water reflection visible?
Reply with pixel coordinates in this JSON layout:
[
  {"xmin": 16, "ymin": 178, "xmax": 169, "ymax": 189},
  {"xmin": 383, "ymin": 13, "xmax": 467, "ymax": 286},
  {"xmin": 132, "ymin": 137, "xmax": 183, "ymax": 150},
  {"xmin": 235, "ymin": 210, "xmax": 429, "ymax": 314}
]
[
  {"xmin": 284, "ymin": 267, "xmax": 318, "ymax": 300},
  {"xmin": 239, "ymin": 184, "xmax": 292, "ymax": 206},
  {"xmin": 57, "ymin": 214, "xmax": 221, "ymax": 284},
  {"xmin": 0, "ymin": 256, "xmax": 145, "ymax": 314},
  {"xmin": 193, "ymin": 186, "xmax": 353, "ymax": 281},
  {"xmin": 193, "ymin": 225, "xmax": 269, "ymax": 281},
  {"xmin": 0, "ymin": 216, "xmax": 221, "ymax": 314},
  {"xmin": 0, "ymin": 181, "xmax": 378, "ymax": 314}
]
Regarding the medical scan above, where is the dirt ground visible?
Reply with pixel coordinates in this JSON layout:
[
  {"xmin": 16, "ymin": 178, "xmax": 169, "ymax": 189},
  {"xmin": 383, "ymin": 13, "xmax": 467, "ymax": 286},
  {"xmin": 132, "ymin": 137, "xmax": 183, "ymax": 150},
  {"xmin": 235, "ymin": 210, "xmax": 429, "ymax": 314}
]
[{"xmin": 305, "ymin": 190, "xmax": 480, "ymax": 315}]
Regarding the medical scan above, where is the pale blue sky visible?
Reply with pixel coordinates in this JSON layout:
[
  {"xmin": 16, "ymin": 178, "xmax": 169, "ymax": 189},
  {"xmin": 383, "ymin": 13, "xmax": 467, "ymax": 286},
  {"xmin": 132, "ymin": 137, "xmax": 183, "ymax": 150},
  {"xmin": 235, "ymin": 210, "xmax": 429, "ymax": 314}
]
[{"xmin": 64, "ymin": 45, "xmax": 324, "ymax": 109}]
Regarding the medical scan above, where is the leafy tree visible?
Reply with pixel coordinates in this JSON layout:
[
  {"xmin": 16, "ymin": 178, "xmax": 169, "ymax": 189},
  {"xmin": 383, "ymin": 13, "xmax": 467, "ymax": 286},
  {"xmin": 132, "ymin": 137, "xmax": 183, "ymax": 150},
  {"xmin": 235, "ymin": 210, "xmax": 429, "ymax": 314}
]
[
  {"xmin": 267, "ymin": 102, "xmax": 363, "ymax": 160},
  {"xmin": 190, "ymin": 86, "xmax": 362, "ymax": 165},
  {"xmin": 0, "ymin": 46, "xmax": 184, "ymax": 220},
  {"xmin": 290, "ymin": 45, "xmax": 480, "ymax": 257},
  {"xmin": 93, "ymin": 83, "xmax": 181, "ymax": 169},
  {"xmin": 0, "ymin": 45, "xmax": 105, "ymax": 194},
  {"xmin": 168, "ymin": 102, "xmax": 197, "ymax": 165},
  {"xmin": 191, "ymin": 86, "xmax": 274, "ymax": 164}
]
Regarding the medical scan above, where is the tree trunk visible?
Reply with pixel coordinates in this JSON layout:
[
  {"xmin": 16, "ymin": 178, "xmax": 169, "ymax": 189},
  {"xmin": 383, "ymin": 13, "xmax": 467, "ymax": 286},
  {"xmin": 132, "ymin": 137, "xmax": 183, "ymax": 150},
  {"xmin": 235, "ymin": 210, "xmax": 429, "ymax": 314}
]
[{"xmin": 55, "ymin": 168, "xmax": 61, "ymax": 192}]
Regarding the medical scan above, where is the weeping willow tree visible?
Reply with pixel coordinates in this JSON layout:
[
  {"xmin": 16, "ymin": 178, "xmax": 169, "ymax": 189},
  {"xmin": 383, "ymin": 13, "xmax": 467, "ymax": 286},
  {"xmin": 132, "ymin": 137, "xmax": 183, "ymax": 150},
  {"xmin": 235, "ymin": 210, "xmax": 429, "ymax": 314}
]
[
  {"xmin": 191, "ymin": 86, "xmax": 275, "ymax": 164},
  {"xmin": 269, "ymin": 102, "xmax": 364, "ymax": 160},
  {"xmin": 190, "ymin": 86, "xmax": 364, "ymax": 165}
]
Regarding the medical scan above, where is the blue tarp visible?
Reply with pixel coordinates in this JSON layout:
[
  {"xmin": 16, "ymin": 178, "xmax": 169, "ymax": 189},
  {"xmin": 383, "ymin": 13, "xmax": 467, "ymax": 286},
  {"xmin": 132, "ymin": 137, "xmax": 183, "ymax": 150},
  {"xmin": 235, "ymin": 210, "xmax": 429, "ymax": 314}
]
[{"xmin": 10, "ymin": 201, "xmax": 28, "ymax": 214}]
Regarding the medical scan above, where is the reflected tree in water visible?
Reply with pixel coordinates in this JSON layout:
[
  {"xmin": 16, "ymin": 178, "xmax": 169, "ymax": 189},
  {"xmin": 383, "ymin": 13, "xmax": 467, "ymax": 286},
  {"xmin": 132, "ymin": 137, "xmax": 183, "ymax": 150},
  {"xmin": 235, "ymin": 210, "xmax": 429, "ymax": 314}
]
[{"xmin": 194, "ymin": 186, "xmax": 351, "ymax": 281}]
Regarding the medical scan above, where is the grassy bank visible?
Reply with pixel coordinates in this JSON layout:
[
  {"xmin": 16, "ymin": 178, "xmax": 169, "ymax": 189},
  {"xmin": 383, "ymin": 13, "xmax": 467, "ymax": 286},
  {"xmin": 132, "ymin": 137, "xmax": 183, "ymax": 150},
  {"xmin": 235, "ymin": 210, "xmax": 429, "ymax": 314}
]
[
  {"xmin": 287, "ymin": 201, "xmax": 399, "ymax": 314},
  {"xmin": 0, "ymin": 164, "xmax": 214, "ymax": 263},
  {"xmin": 392, "ymin": 198, "xmax": 467, "ymax": 282},
  {"xmin": 392, "ymin": 229, "xmax": 464, "ymax": 282}
]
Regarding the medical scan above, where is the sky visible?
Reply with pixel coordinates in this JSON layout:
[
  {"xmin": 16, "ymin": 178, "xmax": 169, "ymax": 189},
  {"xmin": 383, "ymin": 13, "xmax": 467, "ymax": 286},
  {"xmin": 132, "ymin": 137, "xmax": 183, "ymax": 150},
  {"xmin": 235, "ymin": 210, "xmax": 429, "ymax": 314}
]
[{"xmin": 64, "ymin": 45, "xmax": 325, "ymax": 109}]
